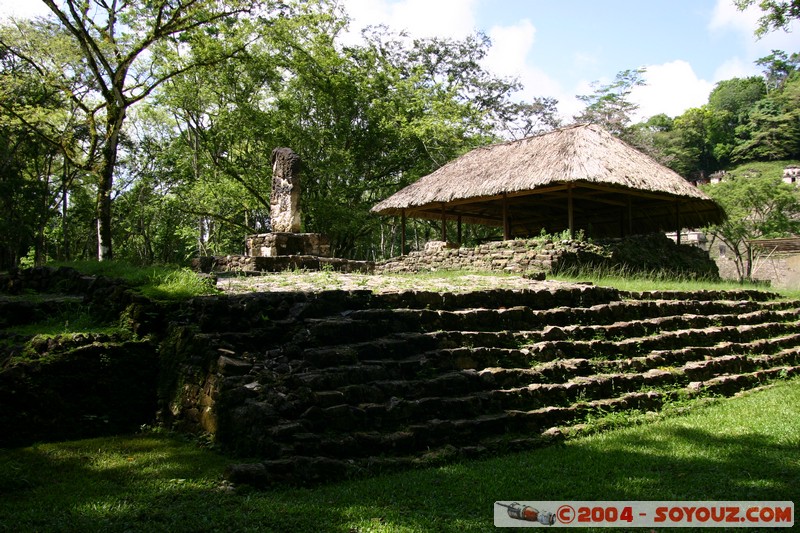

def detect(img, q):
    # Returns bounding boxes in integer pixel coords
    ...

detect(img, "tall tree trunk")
[96,106,125,261]
[61,160,70,260]
[96,170,113,261]
[745,244,754,282]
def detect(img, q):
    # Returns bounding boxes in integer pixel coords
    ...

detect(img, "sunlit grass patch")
[1,379,798,532]
[49,261,220,299]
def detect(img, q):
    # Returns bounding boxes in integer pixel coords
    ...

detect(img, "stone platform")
[193,254,374,274]
[246,232,330,257]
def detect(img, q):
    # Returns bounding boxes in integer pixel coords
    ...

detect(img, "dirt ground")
[214,270,583,295]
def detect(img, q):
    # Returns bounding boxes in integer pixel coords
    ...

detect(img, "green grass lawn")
[1,378,797,532]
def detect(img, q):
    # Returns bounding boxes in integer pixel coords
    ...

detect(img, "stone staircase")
[161,284,800,486]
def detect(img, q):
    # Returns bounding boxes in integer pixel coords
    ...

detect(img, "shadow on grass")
[1,388,798,532]
[297,424,797,532]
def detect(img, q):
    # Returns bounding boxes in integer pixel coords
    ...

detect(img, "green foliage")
[708,77,767,116]
[2,0,797,266]
[142,2,543,260]
[735,0,800,37]
[574,68,646,138]
[756,50,800,91]
[731,73,800,162]
[1,0,275,261]
[624,52,798,178]
[6,309,126,342]
[50,261,220,300]
[0,22,81,268]
[701,162,800,281]
[137,268,220,301]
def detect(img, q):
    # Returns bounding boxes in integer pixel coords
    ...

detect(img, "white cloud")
[709,0,800,78]
[483,20,562,97]
[483,19,536,77]
[482,20,579,123]
[713,56,757,82]
[709,0,759,34]
[340,2,573,118]
[339,0,478,43]
[0,0,51,20]
[630,60,714,120]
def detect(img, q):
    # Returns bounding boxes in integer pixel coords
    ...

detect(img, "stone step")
[681,346,800,381]
[372,285,621,312]
[522,320,800,361]
[286,345,542,392]
[621,289,785,302]
[468,361,800,442]
[288,298,798,348]
[275,361,800,464]
[295,330,521,369]
[324,370,485,406]
[202,307,800,366]
[600,332,800,373]
[294,318,800,373]
[0,295,85,328]
[531,299,771,328]
[279,328,800,401]
[482,337,800,390]
[298,350,755,434]
[225,364,800,487]
[206,287,800,487]
[495,347,800,410]
[198,285,622,334]
[517,307,800,344]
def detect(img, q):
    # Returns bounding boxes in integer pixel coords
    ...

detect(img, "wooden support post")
[675,201,681,245]
[502,193,510,240]
[457,215,462,245]
[568,184,574,239]
[628,196,633,236]
[401,210,407,255]
[441,203,447,242]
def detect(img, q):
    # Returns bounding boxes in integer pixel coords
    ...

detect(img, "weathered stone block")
[246,232,331,258]
[270,147,302,233]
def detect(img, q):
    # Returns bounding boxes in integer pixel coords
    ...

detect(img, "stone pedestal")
[246,232,331,258]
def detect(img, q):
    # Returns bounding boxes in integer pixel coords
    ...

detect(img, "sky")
[2,0,798,121]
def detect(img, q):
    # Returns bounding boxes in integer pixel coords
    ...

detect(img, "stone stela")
[246,147,331,258]
[269,147,301,233]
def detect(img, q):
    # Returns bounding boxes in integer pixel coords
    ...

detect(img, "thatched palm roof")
[372,123,725,237]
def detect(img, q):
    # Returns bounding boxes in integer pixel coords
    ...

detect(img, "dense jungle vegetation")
[1,0,799,269]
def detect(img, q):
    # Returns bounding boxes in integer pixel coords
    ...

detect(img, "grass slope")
[1,378,797,532]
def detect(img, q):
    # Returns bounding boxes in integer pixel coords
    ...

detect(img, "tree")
[574,68,646,138]
[732,74,800,162]
[0,25,78,268]
[1,0,271,261]
[708,77,767,117]
[2,1,561,264]
[626,114,682,170]
[152,7,547,259]
[662,106,729,177]
[496,97,561,140]
[703,77,767,166]
[702,171,800,282]
[735,0,800,37]
[756,50,800,91]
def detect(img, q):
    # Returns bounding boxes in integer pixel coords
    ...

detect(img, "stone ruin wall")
[377,239,590,275]
[377,234,720,280]
[712,250,800,289]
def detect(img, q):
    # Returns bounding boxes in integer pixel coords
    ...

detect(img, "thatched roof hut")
[371,124,725,241]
